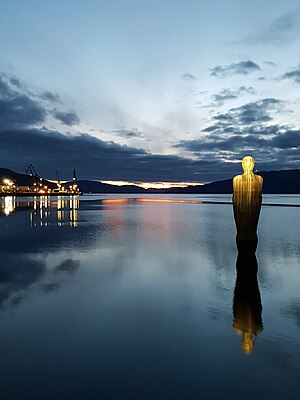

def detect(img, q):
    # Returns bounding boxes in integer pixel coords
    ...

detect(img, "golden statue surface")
[232,156,264,354]
[233,253,263,354]
[233,156,263,248]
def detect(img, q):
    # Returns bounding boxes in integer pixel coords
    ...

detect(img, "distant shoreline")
[0,192,80,197]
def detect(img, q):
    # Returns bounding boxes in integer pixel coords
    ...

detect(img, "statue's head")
[242,156,255,173]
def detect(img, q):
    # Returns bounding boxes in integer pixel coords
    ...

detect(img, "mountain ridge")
[162,169,300,194]
[1,166,299,194]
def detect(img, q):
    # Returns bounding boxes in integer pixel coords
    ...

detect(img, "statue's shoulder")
[254,174,263,185]
[233,174,243,191]
[253,173,263,192]
[233,174,242,183]
[255,173,263,181]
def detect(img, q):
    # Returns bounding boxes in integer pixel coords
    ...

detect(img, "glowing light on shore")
[3,179,13,186]
[101,181,204,189]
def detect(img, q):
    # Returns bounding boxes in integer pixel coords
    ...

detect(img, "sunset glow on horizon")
[101,181,204,189]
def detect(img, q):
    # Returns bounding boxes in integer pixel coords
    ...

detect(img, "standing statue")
[233,156,263,252]
[232,156,264,353]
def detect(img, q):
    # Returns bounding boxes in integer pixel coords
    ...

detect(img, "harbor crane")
[26,164,43,189]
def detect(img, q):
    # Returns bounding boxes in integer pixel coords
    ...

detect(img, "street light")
[3,179,14,192]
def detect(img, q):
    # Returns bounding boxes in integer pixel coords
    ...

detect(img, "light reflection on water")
[0,194,299,399]
[1,195,80,227]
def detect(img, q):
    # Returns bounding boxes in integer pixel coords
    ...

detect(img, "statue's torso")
[233,172,263,241]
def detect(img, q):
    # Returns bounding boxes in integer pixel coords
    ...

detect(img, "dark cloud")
[212,89,238,103]
[175,94,300,173]
[247,8,300,45]
[0,73,78,130]
[111,128,144,138]
[41,91,61,103]
[239,86,256,95]
[210,60,261,78]
[1,122,298,182]
[212,86,256,105]
[6,75,30,92]
[0,71,299,183]
[224,103,271,124]
[0,95,46,129]
[176,134,269,153]
[175,127,300,171]
[52,109,80,126]
[264,61,277,67]
[41,282,59,292]
[213,98,282,125]
[202,123,282,136]
[0,75,46,129]
[55,259,80,274]
[0,73,232,181]
[0,126,241,182]
[269,9,300,36]
[280,68,300,84]
[272,130,300,149]
[181,73,198,81]
[9,77,23,89]
[0,75,14,98]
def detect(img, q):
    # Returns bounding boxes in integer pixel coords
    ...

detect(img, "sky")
[0,0,300,183]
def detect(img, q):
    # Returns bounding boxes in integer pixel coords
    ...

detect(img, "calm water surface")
[0,194,299,399]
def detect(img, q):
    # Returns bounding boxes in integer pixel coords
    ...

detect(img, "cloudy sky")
[0,0,300,183]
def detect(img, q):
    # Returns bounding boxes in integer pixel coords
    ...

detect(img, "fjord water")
[0,195,299,399]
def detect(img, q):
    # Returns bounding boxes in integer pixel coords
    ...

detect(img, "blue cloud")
[210,61,261,78]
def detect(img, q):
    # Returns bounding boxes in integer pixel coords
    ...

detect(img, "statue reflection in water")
[233,250,263,354]
[232,156,263,354]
